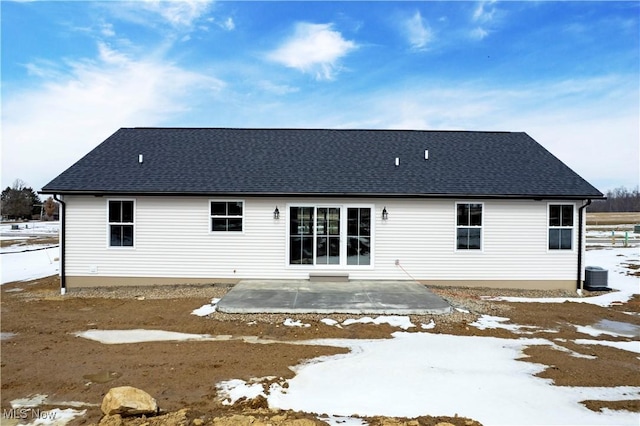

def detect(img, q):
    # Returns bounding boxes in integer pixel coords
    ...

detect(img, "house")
[41,128,604,293]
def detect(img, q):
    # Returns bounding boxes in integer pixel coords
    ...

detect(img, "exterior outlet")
[89,265,98,274]
[395,259,400,266]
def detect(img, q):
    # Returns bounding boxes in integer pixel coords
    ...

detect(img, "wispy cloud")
[472,0,497,23]
[403,11,433,51]
[267,22,357,81]
[470,0,499,40]
[139,0,213,28]
[1,42,224,190]
[470,27,489,40]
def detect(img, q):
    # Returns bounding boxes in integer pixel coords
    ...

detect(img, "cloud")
[1,43,224,190]
[403,11,433,50]
[267,22,357,81]
[139,0,213,28]
[470,0,499,40]
[470,27,489,40]
[472,0,497,23]
[222,17,235,31]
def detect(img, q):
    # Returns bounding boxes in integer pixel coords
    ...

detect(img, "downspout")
[53,194,66,295]
[577,199,592,293]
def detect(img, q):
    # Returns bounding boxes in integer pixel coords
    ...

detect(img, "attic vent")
[424,150,429,160]
[138,154,144,164]
[395,157,400,167]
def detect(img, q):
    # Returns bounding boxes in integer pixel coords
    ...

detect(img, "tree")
[589,186,640,212]
[43,196,59,219]
[1,179,41,220]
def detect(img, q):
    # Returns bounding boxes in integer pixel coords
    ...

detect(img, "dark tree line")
[1,179,43,220]
[589,186,640,212]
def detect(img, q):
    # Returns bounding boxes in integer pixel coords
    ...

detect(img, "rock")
[101,386,158,417]
[435,423,456,426]
[98,414,124,426]
[192,419,205,426]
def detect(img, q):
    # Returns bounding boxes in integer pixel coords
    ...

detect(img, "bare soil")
[1,275,639,426]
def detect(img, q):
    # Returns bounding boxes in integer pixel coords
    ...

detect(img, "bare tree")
[589,186,640,212]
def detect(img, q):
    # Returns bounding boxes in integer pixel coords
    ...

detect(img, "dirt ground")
[1,275,639,426]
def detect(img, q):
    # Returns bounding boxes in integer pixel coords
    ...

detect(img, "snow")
[1,221,60,284]
[216,378,266,405]
[1,246,59,284]
[470,315,556,334]
[321,318,340,327]
[574,324,636,338]
[574,339,640,354]
[342,315,415,330]
[0,221,60,235]
[75,329,216,344]
[484,248,639,307]
[284,318,311,327]
[264,333,639,425]
[318,416,368,426]
[10,394,89,426]
[191,298,220,316]
[421,319,436,329]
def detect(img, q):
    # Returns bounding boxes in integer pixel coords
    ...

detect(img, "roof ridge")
[124,127,519,134]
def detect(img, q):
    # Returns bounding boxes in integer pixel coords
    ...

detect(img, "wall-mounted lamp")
[273,206,280,220]
[382,206,388,221]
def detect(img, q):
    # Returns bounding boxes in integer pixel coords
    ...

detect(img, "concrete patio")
[216,280,452,315]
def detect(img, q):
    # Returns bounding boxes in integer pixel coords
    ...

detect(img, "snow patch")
[421,319,436,329]
[284,318,310,328]
[75,329,215,344]
[321,318,340,327]
[216,378,266,405]
[483,248,639,307]
[191,298,220,316]
[342,315,414,330]
[265,332,640,425]
[25,408,86,425]
[574,339,640,354]
[318,415,368,425]
[574,325,636,338]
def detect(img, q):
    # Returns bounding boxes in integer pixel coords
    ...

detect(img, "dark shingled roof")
[42,128,603,199]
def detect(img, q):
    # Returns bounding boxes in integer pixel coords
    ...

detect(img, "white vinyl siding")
[63,196,580,283]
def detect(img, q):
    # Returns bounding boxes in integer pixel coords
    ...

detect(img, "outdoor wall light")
[382,207,388,220]
[273,206,280,220]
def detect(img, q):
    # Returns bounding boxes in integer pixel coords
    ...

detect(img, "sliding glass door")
[289,205,372,267]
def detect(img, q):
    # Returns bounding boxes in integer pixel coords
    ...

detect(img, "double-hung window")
[211,201,243,232]
[108,200,134,247]
[549,204,574,250]
[456,203,482,250]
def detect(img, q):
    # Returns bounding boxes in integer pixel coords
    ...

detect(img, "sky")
[1,0,638,195]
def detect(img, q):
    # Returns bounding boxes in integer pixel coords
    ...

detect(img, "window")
[456,203,482,250]
[347,207,371,265]
[211,201,243,232]
[549,204,574,250]
[108,200,134,247]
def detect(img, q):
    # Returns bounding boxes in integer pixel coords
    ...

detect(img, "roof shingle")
[41,128,603,199]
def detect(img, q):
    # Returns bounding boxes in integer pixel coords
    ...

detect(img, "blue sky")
[2,1,638,194]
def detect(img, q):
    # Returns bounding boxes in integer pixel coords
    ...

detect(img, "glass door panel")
[316,207,340,265]
[347,207,371,265]
[289,207,314,264]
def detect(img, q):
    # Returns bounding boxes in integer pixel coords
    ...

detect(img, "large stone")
[101,386,158,417]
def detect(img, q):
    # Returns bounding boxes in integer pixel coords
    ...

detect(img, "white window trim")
[209,199,245,234]
[106,198,136,249]
[454,202,484,252]
[285,203,375,269]
[547,202,575,252]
